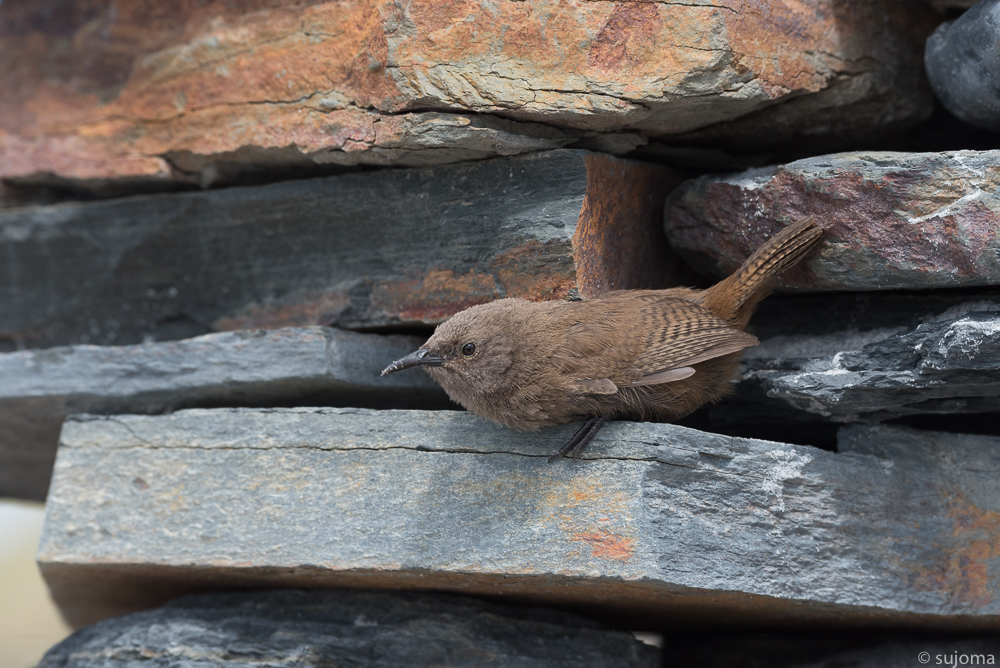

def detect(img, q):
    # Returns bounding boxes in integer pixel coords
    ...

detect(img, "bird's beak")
[381,348,446,375]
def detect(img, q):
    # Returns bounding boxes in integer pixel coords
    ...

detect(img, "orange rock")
[0,0,935,186]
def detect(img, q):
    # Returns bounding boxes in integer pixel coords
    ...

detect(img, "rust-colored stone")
[574,153,686,298]
[370,269,502,325]
[664,150,1000,292]
[0,0,934,187]
[913,493,1000,609]
[491,240,579,303]
[573,530,636,563]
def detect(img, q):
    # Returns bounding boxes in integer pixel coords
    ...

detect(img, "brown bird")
[382,218,822,460]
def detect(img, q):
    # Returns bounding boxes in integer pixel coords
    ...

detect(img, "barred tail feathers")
[700,217,823,328]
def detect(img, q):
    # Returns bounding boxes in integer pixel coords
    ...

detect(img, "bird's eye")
[461,342,477,357]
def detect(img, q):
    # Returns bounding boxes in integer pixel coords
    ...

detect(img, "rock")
[39,409,1000,629]
[36,589,659,668]
[0,327,448,502]
[664,150,1000,292]
[0,0,935,190]
[746,290,1000,346]
[674,291,1000,441]
[742,305,1000,423]
[0,150,682,351]
[926,0,1000,132]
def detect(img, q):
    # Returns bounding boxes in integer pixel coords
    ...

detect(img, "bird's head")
[381,300,526,401]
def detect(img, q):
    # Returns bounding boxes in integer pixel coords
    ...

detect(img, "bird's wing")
[552,297,757,393]
[628,298,758,381]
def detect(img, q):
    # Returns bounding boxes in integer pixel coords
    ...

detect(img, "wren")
[382,218,823,460]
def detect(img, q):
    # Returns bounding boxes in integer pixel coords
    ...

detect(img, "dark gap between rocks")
[748,286,1000,340]
[663,627,999,667]
[887,412,1000,436]
[349,323,439,339]
[677,409,841,452]
[631,98,1000,174]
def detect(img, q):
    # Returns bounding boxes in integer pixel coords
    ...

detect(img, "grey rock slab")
[739,297,1000,422]
[0,327,446,501]
[38,409,1000,630]
[35,589,659,668]
[0,149,681,351]
[926,0,1000,132]
[664,150,1000,292]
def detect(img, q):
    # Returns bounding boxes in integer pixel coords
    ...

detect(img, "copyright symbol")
[918,652,930,664]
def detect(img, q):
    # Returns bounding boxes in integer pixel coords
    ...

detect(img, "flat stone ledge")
[0,327,444,502]
[35,589,659,668]
[38,409,1000,630]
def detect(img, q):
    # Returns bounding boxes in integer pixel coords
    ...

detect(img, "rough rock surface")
[35,589,659,668]
[0,0,935,189]
[738,295,1000,422]
[664,150,1000,291]
[39,409,1000,629]
[0,150,680,351]
[0,327,446,502]
[926,0,1000,132]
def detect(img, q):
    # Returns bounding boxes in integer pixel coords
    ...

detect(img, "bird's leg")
[548,417,606,463]
[548,420,591,462]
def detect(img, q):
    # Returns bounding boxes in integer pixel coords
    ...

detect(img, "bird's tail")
[699,217,823,329]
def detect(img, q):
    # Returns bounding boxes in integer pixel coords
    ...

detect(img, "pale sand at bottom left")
[0,501,71,668]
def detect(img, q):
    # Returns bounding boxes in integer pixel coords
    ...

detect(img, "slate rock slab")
[664,150,1000,292]
[738,296,1000,422]
[0,327,446,502]
[0,0,934,188]
[38,409,1000,630]
[35,589,659,668]
[926,0,1000,132]
[0,150,680,351]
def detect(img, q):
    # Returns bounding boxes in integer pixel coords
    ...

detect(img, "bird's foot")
[548,417,606,463]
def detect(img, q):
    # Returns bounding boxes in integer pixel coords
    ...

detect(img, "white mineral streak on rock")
[935,315,1000,360]
[761,449,813,513]
[907,188,986,224]
[720,166,779,192]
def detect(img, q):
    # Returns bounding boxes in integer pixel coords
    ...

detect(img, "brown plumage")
[383,218,823,459]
